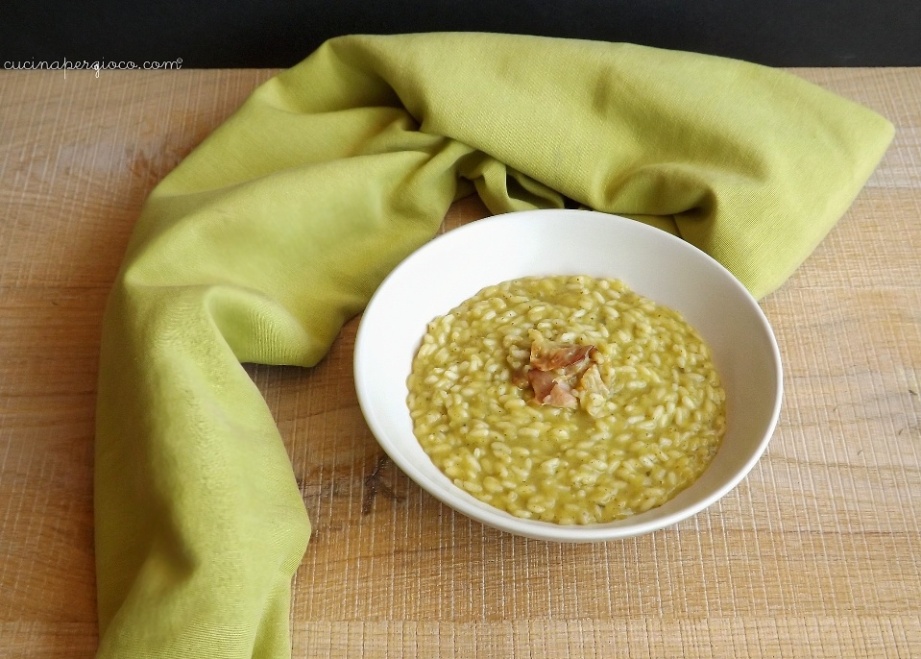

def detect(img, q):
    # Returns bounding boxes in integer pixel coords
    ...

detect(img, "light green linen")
[95,33,892,657]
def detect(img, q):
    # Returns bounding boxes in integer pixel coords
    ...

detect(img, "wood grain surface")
[0,67,919,658]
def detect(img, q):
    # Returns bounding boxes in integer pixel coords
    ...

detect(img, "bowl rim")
[354,208,783,542]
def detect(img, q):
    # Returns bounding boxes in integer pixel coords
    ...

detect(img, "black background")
[3,0,920,69]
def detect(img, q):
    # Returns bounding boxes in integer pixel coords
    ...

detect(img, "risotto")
[406,275,726,525]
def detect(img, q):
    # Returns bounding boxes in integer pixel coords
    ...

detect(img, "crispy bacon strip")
[577,364,608,398]
[527,369,579,408]
[530,337,595,374]
[520,335,600,409]
[575,363,609,418]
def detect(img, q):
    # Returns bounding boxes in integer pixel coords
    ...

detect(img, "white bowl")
[354,209,782,542]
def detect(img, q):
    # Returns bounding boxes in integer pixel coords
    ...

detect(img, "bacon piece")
[576,364,609,418]
[530,336,595,377]
[545,384,579,409]
[513,333,602,410]
[528,370,579,409]
[527,369,557,400]
[577,364,609,398]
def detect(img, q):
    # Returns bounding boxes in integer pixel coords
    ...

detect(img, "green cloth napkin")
[95,33,892,657]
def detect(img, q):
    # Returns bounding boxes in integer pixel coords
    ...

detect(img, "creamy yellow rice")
[406,274,726,525]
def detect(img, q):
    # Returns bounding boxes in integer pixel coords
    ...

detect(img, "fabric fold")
[95,33,893,658]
